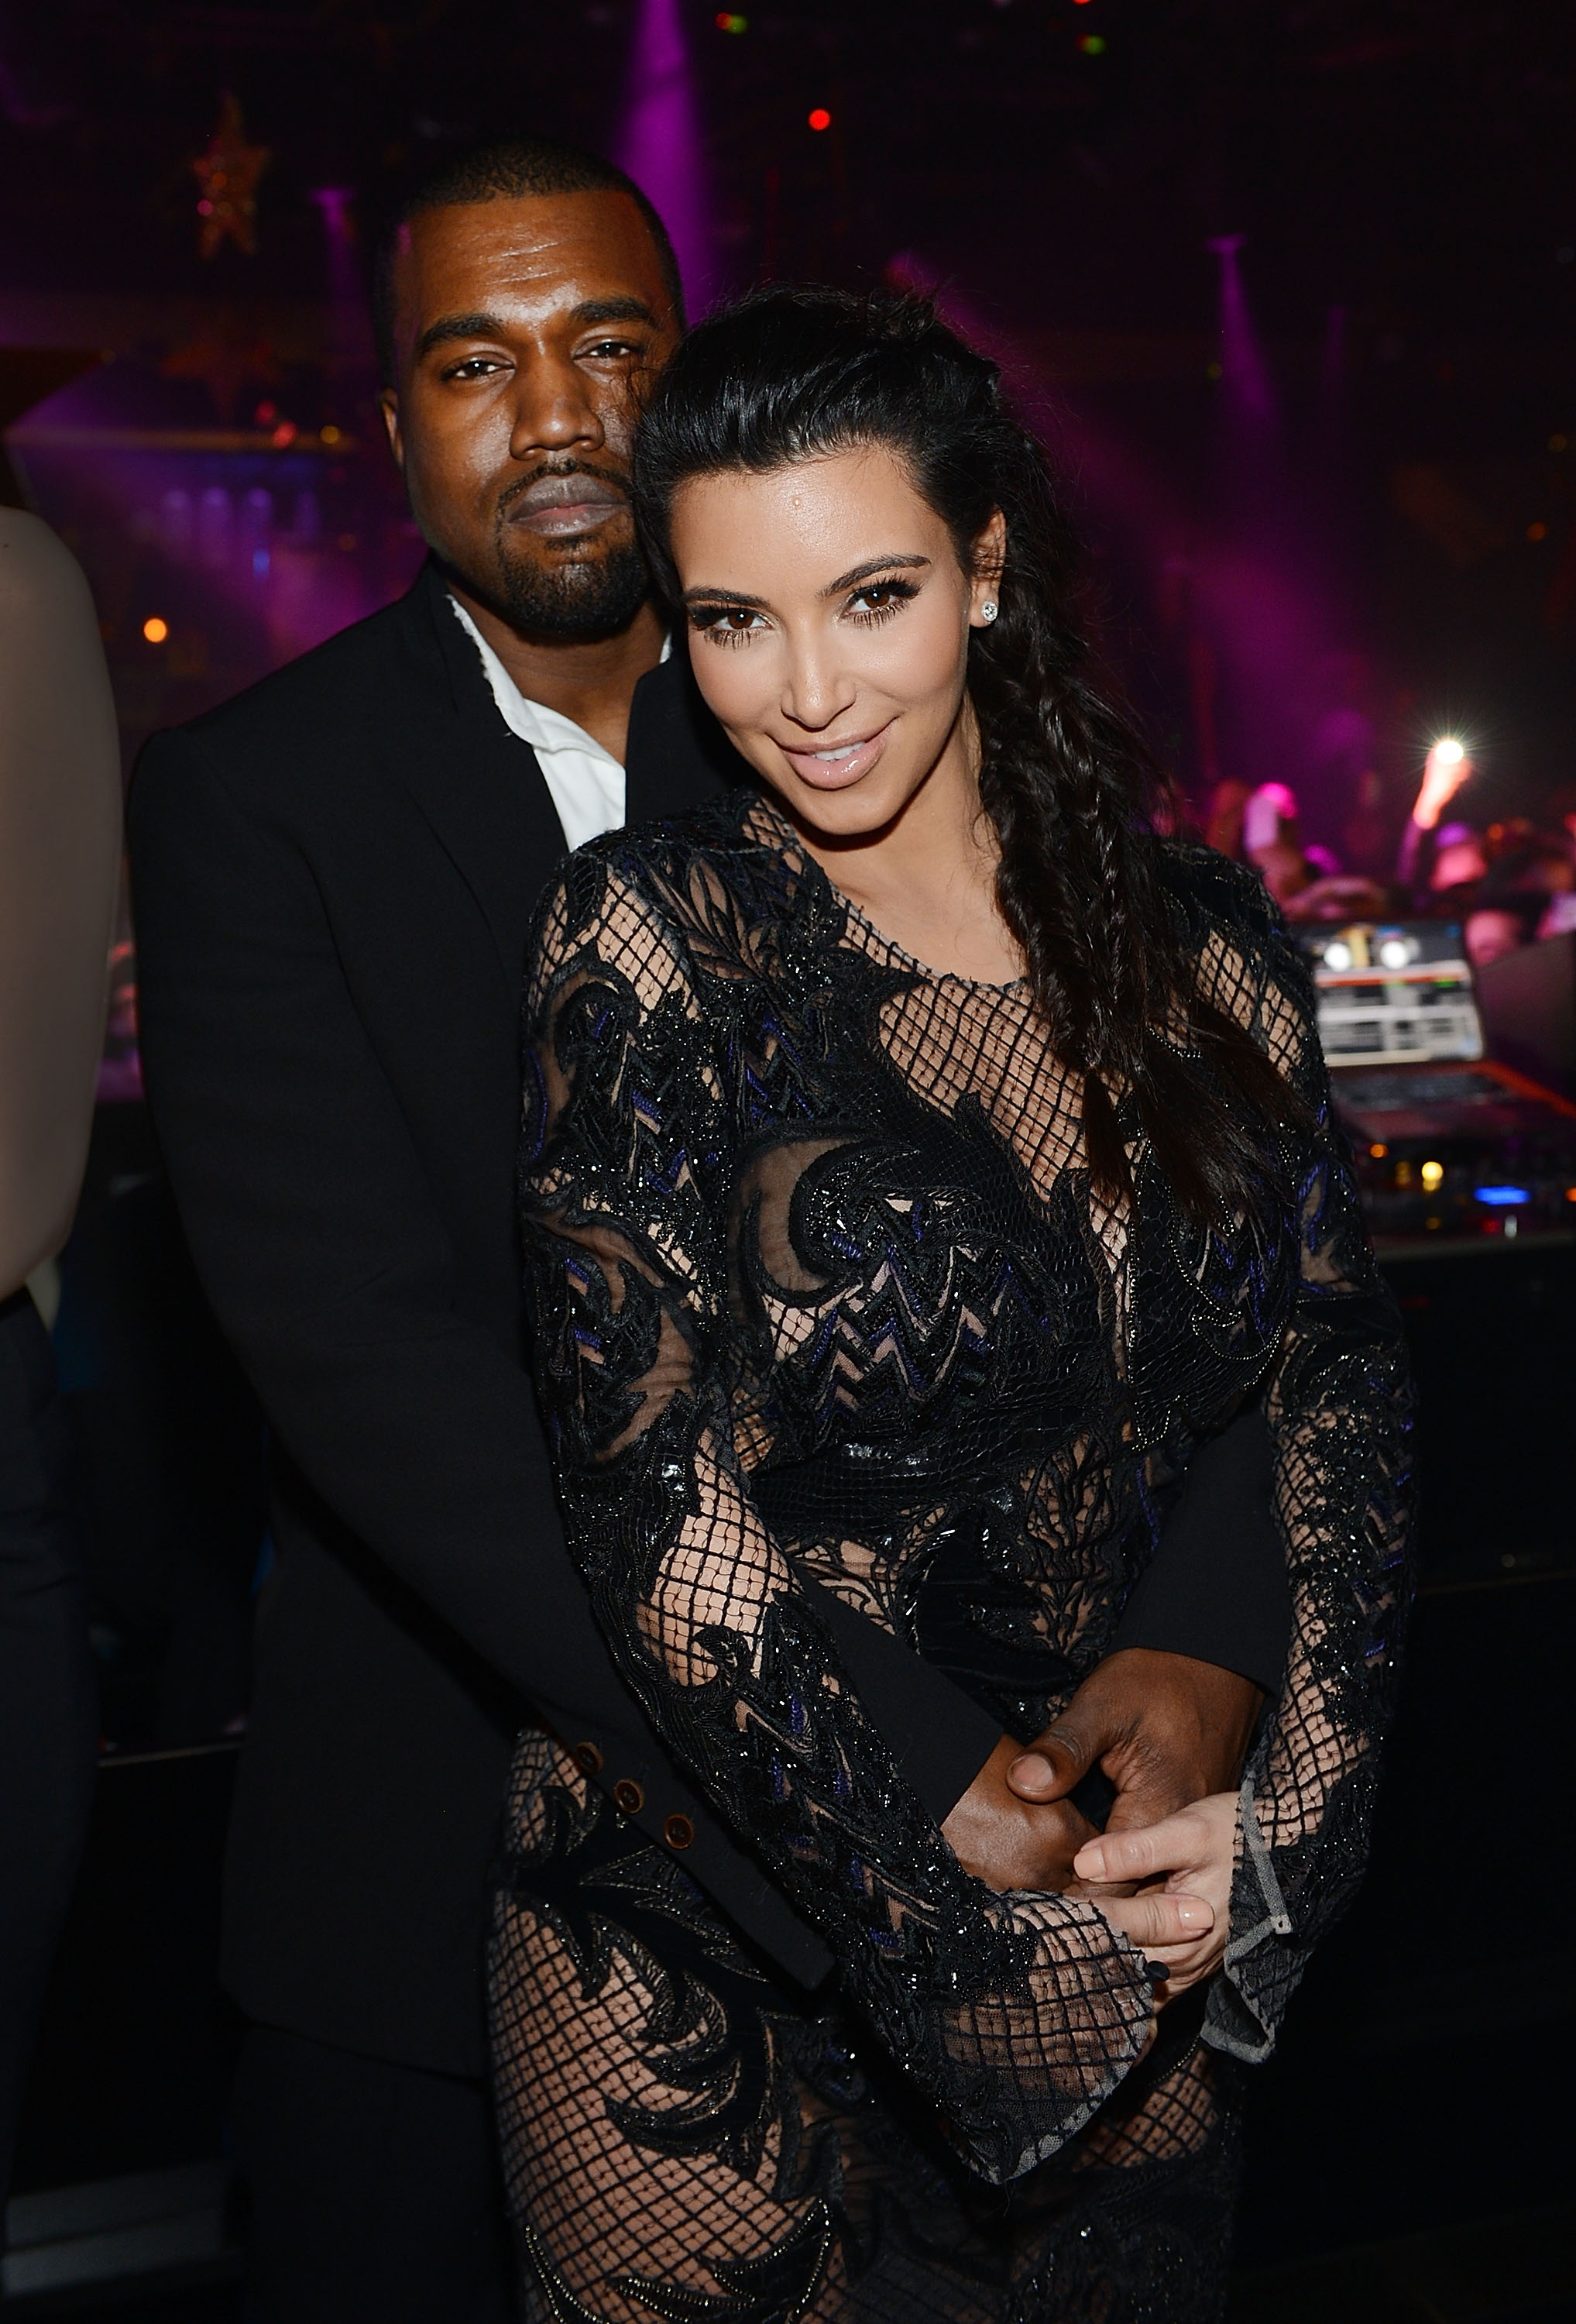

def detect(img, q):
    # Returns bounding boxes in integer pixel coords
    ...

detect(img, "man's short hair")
[369,136,685,385]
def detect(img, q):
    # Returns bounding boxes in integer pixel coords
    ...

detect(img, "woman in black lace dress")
[490,290,1413,2323]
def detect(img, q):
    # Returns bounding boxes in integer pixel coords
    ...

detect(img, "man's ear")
[379,387,403,472]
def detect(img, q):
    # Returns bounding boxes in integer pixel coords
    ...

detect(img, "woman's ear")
[968,510,1008,627]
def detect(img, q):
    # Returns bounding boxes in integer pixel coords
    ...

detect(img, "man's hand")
[941,1735,1097,1893]
[1004,1648,1264,1837]
[943,1748,1227,1961]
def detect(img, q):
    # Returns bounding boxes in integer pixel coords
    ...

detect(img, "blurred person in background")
[1463,838,1576,967]
[1203,775,1249,860]
[1240,780,1386,923]
[0,511,120,2218]
[1398,738,1486,907]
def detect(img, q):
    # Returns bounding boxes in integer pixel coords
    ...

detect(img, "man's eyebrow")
[820,553,930,596]
[414,297,661,363]
[414,311,509,361]
[570,297,661,329]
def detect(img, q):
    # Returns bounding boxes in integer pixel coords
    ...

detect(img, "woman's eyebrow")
[679,554,932,609]
[819,553,930,596]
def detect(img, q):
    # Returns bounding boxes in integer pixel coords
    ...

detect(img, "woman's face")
[667,443,1002,840]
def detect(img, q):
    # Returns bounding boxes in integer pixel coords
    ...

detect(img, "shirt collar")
[447,594,669,768]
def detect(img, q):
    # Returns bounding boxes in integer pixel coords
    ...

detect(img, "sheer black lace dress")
[490,790,1414,2324]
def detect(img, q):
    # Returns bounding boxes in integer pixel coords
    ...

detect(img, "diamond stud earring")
[980,601,998,623]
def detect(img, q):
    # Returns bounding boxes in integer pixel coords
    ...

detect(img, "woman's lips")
[777,723,893,790]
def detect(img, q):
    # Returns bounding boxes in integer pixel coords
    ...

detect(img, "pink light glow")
[616,0,712,313]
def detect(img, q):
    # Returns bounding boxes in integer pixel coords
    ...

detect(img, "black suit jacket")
[129,562,1286,2078]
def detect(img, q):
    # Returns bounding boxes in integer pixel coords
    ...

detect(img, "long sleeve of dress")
[1190,871,1416,2062]
[520,851,1157,2185]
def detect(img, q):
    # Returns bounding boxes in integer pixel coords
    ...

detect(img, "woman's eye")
[688,605,767,645]
[846,579,918,623]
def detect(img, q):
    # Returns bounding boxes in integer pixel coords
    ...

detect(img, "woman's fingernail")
[1177,1899,1213,1930]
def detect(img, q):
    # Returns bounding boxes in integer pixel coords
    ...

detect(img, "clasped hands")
[939,1648,1261,2001]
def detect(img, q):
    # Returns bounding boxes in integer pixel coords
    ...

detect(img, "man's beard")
[484,526,651,641]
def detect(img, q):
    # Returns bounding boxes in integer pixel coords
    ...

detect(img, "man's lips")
[505,473,629,539]
[777,723,894,790]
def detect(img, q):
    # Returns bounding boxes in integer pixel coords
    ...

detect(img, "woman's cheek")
[686,638,778,753]
[869,600,969,721]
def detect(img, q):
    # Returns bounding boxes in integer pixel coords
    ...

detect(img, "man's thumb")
[1006,1717,1093,1802]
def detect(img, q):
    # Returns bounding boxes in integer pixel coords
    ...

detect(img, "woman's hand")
[1071,1791,1240,2001]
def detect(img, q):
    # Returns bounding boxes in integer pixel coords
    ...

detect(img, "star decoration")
[193,94,270,260]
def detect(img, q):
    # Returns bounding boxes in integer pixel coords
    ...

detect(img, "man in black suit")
[129,139,1285,2322]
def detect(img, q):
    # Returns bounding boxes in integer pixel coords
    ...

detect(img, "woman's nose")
[780,641,857,732]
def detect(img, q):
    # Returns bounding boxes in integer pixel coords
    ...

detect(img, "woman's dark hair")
[633,285,1304,1224]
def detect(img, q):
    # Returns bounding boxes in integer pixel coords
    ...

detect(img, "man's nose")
[506,358,604,460]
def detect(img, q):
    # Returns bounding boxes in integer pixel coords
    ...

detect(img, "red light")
[808,108,832,131]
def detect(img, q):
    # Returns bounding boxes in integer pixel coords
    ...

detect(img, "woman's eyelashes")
[687,576,922,648]
[687,603,767,647]
[845,577,920,624]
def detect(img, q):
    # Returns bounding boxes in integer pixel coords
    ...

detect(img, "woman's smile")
[774,720,894,789]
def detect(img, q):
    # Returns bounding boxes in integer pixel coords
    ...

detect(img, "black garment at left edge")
[0,1287,97,2221]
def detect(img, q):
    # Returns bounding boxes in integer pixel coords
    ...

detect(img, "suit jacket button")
[663,1813,695,1851]
[572,1742,603,1776]
[613,1779,644,1816]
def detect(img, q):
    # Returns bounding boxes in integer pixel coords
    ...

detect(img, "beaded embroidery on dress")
[489,789,1413,2322]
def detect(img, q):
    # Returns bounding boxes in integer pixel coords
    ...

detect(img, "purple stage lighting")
[311,186,375,379]
[1207,234,1276,438]
[616,0,712,311]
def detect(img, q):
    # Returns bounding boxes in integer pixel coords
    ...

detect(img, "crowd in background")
[1200,745,1576,969]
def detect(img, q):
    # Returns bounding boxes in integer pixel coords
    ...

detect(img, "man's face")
[380,191,682,638]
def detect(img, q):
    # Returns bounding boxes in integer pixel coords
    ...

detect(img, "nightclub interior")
[0,2,1571,2317]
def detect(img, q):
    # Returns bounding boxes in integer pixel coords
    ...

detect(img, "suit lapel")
[390,562,568,990]
[625,649,751,825]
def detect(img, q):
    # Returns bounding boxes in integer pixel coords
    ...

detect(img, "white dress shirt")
[449,596,669,851]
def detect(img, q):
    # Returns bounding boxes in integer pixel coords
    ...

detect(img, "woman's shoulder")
[528,786,788,995]
[1155,838,1278,942]
[579,785,762,885]
[1156,841,1308,971]
[1153,839,1319,1049]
